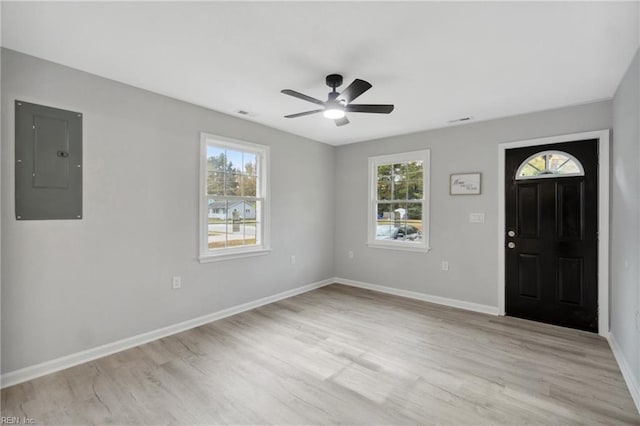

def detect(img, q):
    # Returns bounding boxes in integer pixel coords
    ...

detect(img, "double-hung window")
[199,133,270,262]
[368,150,430,251]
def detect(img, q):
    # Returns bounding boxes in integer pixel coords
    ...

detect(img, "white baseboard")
[334,277,500,316]
[0,278,334,389]
[608,334,640,414]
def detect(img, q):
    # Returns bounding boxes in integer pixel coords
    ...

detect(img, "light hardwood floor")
[2,284,639,425]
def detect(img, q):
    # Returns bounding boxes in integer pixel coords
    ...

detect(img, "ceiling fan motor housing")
[326,74,343,89]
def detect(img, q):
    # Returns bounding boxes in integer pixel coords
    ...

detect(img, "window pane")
[407,161,423,181]
[547,153,567,171]
[377,180,391,201]
[207,171,224,195]
[241,174,257,197]
[528,156,545,172]
[392,202,408,228]
[228,201,259,248]
[207,199,228,249]
[227,202,249,248]
[242,201,258,246]
[393,163,408,179]
[549,153,581,174]
[407,179,423,200]
[406,202,423,241]
[226,149,243,172]
[519,163,539,177]
[377,164,392,200]
[207,146,226,171]
[393,178,408,200]
[243,153,258,176]
[253,200,262,245]
[557,160,581,174]
[375,203,393,240]
[377,164,392,181]
[225,171,241,196]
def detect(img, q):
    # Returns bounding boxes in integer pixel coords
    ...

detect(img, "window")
[199,133,270,262]
[516,150,584,180]
[368,150,430,251]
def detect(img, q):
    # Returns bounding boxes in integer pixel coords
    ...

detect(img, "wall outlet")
[348,250,354,259]
[441,261,449,271]
[290,255,296,265]
[172,276,182,289]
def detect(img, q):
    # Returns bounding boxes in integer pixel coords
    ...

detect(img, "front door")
[505,139,598,332]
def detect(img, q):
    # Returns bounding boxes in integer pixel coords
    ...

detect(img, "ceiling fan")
[281,74,394,126]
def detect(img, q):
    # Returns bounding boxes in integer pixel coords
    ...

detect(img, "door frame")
[498,129,610,337]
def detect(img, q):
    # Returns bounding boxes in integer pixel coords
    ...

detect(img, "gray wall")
[1,46,632,379]
[334,101,612,307]
[1,49,335,373]
[611,48,640,384]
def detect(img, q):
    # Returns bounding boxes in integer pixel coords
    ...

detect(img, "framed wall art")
[450,173,481,195]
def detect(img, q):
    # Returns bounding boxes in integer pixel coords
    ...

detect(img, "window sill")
[198,248,272,263]
[367,242,431,253]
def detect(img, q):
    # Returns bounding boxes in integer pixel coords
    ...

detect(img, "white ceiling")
[2,1,639,146]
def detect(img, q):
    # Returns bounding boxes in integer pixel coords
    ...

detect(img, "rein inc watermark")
[1,417,36,425]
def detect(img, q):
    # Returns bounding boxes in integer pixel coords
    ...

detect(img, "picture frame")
[450,173,481,195]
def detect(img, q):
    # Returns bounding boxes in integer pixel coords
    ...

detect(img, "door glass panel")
[515,150,584,180]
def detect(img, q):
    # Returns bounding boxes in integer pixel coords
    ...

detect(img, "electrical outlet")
[348,250,354,259]
[441,261,449,271]
[172,276,182,289]
[290,255,296,265]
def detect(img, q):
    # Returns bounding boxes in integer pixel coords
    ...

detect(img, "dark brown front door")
[505,139,598,332]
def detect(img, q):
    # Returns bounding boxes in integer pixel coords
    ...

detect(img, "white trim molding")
[335,277,499,316]
[497,129,610,337]
[608,334,640,413]
[367,149,431,252]
[0,278,334,389]
[198,132,271,263]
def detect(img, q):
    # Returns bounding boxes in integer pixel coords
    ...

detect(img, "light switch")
[469,213,485,224]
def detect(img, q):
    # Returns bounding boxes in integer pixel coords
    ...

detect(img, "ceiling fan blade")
[338,79,372,104]
[346,104,394,114]
[281,89,325,106]
[334,117,350,126]
[284,109,324,118]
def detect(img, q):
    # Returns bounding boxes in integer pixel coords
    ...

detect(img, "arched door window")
[515,150,584,180]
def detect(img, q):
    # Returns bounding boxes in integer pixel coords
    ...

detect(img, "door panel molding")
[498,129,610,337]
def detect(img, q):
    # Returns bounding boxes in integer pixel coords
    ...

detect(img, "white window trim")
[198,133,271,263]
[367,149,431,252]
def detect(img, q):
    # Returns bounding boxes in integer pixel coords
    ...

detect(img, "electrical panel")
[15,100,83,220]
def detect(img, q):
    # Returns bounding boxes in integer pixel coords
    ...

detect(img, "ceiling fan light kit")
[281,74,394,127]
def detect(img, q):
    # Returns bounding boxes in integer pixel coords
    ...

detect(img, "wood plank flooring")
[2,284,638,425]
